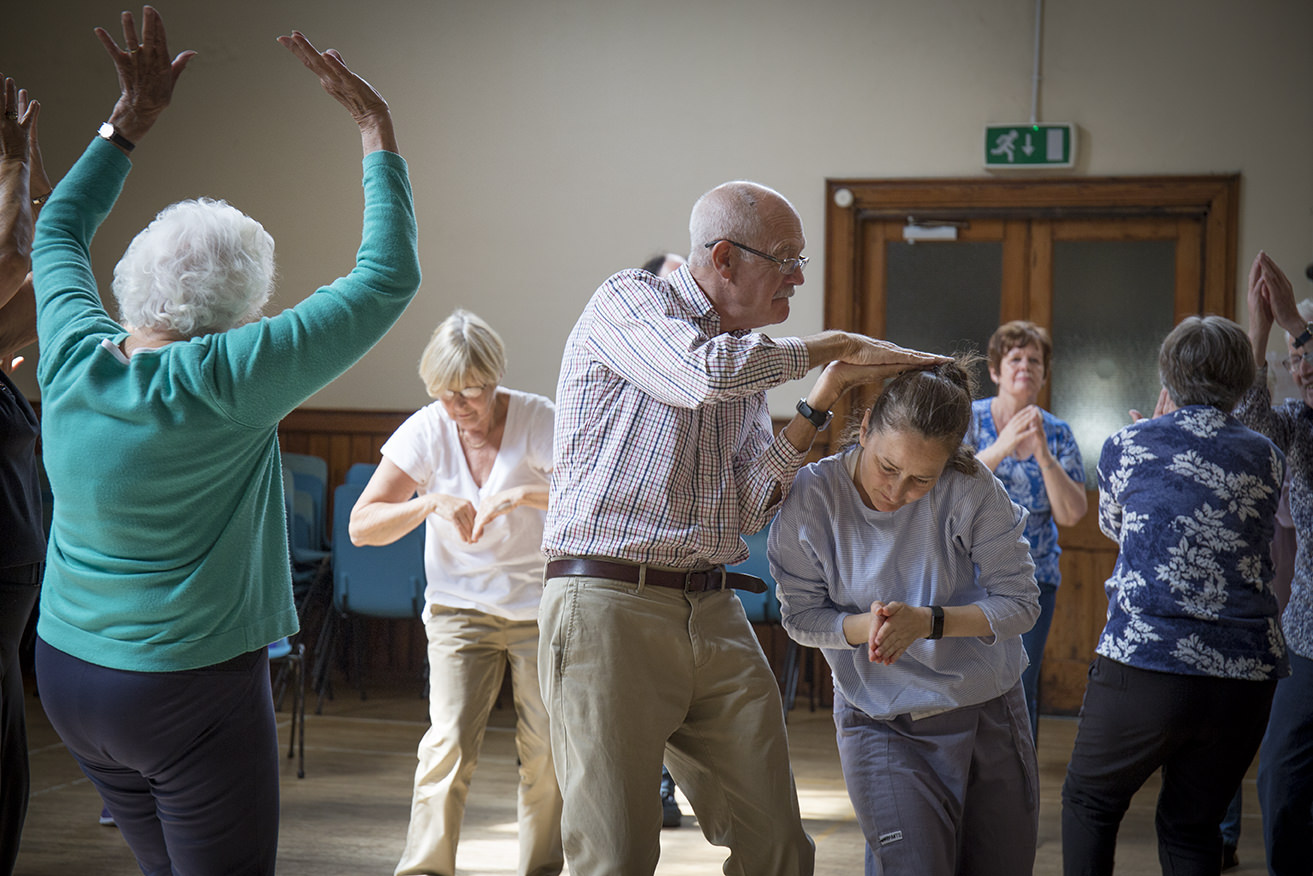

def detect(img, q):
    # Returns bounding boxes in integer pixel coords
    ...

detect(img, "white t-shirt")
[381,389,555,621]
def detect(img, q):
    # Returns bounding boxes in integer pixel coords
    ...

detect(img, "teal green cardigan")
[32,138,421,671]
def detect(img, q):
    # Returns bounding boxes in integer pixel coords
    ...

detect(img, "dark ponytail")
[841,354,981,475]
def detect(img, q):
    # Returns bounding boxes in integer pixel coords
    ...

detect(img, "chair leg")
[294,645,306,778]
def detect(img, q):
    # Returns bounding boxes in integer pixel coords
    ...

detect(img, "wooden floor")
[14,677,1269,875]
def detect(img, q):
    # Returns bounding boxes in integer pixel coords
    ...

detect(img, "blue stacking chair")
[316,482,425,710]
[344,461,379,485]
[728,519,806,714]
[281,452,330,550]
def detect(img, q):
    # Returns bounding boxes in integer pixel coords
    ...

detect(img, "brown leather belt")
[545,558,766,594]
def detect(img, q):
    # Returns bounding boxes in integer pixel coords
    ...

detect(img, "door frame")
[823,175,1239,340]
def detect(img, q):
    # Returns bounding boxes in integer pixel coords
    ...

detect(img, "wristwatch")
[1294,322,1313,350]
[796,398,832,431]
[926,605,945,640]
[97,122,136,153]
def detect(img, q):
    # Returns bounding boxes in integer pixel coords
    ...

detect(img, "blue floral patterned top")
[967,398,1084,585]
[1096,406,1288,680]
[1236,369,1313,661]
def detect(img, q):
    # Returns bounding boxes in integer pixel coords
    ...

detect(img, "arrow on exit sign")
[984,123,1076,168]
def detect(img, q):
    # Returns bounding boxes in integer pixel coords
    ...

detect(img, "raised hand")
[277,31,398,155]
[95,6,196,145]
[1000,405,1044,460]
[21,89,50,201]
[0,78,37,161]
[845,335,949,368]
[1256,252,1302,339]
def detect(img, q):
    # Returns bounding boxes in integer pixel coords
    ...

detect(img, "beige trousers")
[538,575,815,876]
[395,606,563,876]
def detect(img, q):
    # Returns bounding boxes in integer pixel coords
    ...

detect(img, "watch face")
[98,122,115,139]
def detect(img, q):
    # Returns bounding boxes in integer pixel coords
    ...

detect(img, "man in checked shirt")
[539,180,944,876]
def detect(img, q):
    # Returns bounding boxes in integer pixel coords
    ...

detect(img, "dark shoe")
[660,767,682,828]
[661,786,682,828]
[99,806,116,827]
[1222,845,1239,871]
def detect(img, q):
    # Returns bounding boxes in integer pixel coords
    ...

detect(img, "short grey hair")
[112,198,275,338]
[418,309,506,398]
[1159,315,1255,412]
[687,181,789,268]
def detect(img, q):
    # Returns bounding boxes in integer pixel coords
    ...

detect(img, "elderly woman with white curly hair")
[29,9,420,876]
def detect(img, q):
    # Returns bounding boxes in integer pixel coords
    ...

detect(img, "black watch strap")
[97,122,136,153]
[1295,322,1313,349]
[927,605,945,640]
[796,398,832,431]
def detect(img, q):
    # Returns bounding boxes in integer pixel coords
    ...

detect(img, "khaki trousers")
[538,575,815,876]
[395,606,563,876]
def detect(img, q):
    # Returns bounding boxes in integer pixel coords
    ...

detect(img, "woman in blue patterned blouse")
[1237,251,1313,874]
[967,321,1087,741]
[1061,316,1288,876]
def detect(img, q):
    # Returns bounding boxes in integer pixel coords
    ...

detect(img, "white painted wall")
[10,0,1311,415]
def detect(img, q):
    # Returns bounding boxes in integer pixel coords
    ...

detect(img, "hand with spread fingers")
[1,78,41,316]
[0,78,38,163]
[277,31,398,156]
[95,6,196,146]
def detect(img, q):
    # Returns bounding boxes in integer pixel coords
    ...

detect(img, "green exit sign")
[984,123,1076,168]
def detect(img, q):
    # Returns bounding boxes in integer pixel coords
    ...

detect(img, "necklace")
[459,429,489,449]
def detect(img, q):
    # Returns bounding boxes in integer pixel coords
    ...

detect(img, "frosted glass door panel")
[1050,240,1177,484]
[886,241,1001,393]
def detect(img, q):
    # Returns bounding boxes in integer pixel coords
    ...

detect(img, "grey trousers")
[835,681,1038,876]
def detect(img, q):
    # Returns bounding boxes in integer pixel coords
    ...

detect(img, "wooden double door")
[820,175,1239,713]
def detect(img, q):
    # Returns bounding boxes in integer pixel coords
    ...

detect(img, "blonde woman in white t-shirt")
[350,309,562,876]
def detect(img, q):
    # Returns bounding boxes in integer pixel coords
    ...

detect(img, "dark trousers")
[1061,656,1275,876]
[1258,651,1313,876]
[35,638,280,876]
[0,579,39,876]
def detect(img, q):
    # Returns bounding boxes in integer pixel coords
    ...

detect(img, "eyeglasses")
[703,240,808,275]
[438,384,490,401]
[1282,353,1311,370]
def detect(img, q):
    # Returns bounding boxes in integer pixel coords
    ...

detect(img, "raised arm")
[781,333,947,454]
[277,32,399,157]
[94,6,196,150]
[0,79,37,308]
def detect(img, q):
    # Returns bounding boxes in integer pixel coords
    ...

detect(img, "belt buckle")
[683,567,725,592]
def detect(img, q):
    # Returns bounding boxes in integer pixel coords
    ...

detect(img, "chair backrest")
[281,452,328,485]
[282,453,329,548]
[729,521,782,623]
[290,471,326,548]
[291,489,318,551]
[331,483,426,619]
[345,462,379,485]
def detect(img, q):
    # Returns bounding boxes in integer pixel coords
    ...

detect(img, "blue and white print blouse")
[1096,405,1288,681]
[967,398,1084,586]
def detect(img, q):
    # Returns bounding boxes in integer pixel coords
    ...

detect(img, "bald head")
[688,181,798,269]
